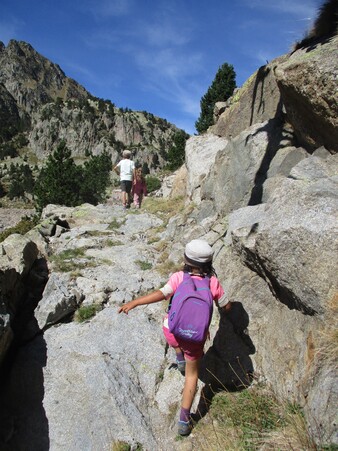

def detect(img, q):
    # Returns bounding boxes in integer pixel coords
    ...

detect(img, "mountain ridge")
[0,39,184,172]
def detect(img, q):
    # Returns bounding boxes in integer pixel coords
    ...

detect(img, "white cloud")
[242,0,319,19]
[134,48,203,120]
[81,28,123,49]
[70,0,206,129]
[82,0,134,19]
[136,48,202,80]
[143,22,192,47]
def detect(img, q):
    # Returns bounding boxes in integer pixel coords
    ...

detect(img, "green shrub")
[0,215,39,243]
[108,218,123,229]
[74,304,101,322]
[145,175,161,193]
[135,260,152,270]
[111,442,130,451]
[34,141,112,211]
[49,247,92,272]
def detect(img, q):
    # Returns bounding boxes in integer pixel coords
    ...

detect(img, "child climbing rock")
[118,239,231,436]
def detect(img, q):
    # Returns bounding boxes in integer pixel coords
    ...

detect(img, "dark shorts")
[120,180,132,194]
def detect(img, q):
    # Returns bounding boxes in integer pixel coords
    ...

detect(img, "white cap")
[184,239,213,264]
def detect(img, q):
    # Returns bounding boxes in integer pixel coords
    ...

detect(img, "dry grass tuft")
[189,385,317,451]
[316,292,338,368]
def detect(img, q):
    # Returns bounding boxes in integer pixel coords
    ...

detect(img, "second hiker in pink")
[132,167,147,208]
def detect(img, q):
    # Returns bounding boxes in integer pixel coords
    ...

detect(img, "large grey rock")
[0,235,39,372]
[266,146,308,178]
[261,146,309,202]
[274,35,338,153]
[211,59,284,139]
[185,134,228,202]
[201,120,283,215]
[0,234,38,275]
[34,272,80,330]
[230,158,338,314]
[305,366,338,445]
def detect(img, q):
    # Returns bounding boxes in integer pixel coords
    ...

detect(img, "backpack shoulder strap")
[183,271,198,290]
[193,276,212,300]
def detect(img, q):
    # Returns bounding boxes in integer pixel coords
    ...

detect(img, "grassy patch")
[108,218,125,229]
[74,304,101,322]
[50,247,94,272]
[135,259,153,270]
[69,269,84,279]
[190,384,317,450]
[0,215,40,243]
[142,196,185,222]
[50,247,114,272]
[154,249,182,276]
[111,441,143,451]
[155,260,182,276]
[153,240,169,253]
[84,230,111,237]
[111,440,130,451]
[103,239,124,247]
[146,225,167,244]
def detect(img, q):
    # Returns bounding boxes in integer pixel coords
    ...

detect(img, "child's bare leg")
[178,358,199,435]
[181,359,199,411]
[121,191,127,206]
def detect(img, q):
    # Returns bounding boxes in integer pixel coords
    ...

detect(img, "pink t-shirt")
[163,271,224,302]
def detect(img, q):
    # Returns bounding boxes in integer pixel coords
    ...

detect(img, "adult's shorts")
[120,180,132,193]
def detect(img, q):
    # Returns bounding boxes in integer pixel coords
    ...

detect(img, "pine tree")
[7,163,34,200]
[195,63,236,134]
[34,141,81,210]
[166,130,189,171]
[79,151,112,204]
[34,142,113,211]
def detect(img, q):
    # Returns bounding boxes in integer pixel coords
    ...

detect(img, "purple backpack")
[168,272,213,343]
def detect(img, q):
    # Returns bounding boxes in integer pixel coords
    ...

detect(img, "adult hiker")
[113,149,135,209]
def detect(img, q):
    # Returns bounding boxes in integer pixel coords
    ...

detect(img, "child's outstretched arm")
[118,290,165,314]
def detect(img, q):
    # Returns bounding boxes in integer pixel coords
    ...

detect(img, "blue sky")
[1,0,322,134]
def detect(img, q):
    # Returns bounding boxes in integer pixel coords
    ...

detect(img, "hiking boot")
[178,420,192,436]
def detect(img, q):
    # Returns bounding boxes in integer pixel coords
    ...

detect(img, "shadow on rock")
[193,302,255,421]
[0,257,50,450]
[0,333,49,450]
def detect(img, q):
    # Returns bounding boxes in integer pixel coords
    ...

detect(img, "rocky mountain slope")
[0,33,337,451]
[0,40,182,171]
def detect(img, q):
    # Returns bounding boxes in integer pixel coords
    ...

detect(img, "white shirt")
[117,159,135,181]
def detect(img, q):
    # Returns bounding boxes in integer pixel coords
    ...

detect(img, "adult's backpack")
[168,272,213,343]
